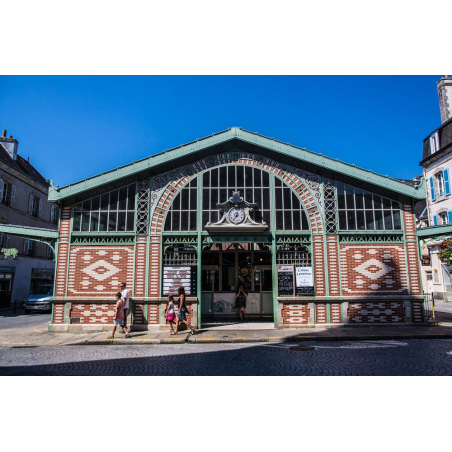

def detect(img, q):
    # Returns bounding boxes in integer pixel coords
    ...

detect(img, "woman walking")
[165,295,177,334]
[175,286,195,335]
[236,285,248,321]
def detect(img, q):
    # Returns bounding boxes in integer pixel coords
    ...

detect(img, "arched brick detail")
[150,153,324,234]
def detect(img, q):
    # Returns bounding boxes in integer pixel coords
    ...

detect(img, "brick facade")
[282,303,310,325]
[50,152,425,331]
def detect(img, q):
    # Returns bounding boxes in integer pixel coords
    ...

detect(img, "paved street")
[2,339,452,375]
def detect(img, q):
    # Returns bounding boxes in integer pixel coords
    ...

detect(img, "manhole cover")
[290,346,315,351]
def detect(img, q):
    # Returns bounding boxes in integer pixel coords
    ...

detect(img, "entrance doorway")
[200,242,273,323]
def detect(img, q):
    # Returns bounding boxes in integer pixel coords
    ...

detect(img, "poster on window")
[163,266,197,295]
[277,265,294,296]
[295,266,315,296]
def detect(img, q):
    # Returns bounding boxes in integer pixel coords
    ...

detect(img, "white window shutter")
[38,199,42,218]
[0,179,4,202]
[10,184,16,207]
[28,194,34,215]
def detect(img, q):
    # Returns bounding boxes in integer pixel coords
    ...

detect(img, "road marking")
[103,338,120,341]
[267,336,282,339]
[199,337,217,340]
[234,337,246,339]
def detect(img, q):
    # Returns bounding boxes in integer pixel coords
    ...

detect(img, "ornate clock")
[205,191,268,232]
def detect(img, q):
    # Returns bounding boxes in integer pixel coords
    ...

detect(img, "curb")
[61,332,452,346]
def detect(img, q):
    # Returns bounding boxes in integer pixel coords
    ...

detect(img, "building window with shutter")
[430,132,439,154]
[28,194,38,216]
[436,172,445,197]
[51,205,59,224]
[23,239,35,256]
[439,212,448,225]
[1,182,9,206]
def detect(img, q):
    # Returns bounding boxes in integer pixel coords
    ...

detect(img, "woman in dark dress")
[236,285,248,321]
[174,286,195,335]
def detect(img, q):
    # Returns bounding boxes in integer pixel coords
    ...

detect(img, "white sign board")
[296,267,313,287]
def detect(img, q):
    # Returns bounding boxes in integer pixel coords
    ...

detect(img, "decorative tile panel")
[340,245,408,295]
[67,246,134,296]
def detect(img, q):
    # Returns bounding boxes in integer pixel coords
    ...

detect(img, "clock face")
[229,208,245,224]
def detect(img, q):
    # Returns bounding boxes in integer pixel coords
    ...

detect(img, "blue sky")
[0,76,443,186]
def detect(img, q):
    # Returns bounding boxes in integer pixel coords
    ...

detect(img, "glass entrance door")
[201,244,273,321]
[254,266,273,316]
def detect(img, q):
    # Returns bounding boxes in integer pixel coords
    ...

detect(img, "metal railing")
[423,293,438,324]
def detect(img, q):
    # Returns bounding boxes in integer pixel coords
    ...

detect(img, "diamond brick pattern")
[340,245,408,295]
[67,246,134,296]
[348,302,405,323]
[70,304,115,324]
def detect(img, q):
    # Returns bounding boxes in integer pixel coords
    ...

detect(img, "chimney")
[437,76,452,123]
[0,130,19,160]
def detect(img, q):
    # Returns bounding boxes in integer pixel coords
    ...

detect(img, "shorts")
[177,310,187,320]
[114,319,124,326]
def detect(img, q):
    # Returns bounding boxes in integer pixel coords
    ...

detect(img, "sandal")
[190,329,195,335]
[125,334,131,338]
[107,336,114,339]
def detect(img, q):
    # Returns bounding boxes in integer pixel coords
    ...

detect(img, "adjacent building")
[0,130,58,307]
[419,77,452,301]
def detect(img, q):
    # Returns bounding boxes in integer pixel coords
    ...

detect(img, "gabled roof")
[0,143,49,188]
[49,127,425,201]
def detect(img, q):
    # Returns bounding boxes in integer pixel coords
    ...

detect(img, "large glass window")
[201,165,271,230]
[275,177,309,230]
[336,182,401,231]
[73,184,136,232]
[164,179,198,232]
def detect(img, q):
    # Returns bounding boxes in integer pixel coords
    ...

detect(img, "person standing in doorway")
[174,286,195,335]
[120,282,130,329]
[236,285,248,321]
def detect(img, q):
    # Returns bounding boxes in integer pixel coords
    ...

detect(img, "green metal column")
[270,174,278,328]
[197,174,203,328]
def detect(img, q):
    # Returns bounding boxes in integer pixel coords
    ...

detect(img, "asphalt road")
[2,339,452,375]
[0,310,51,331]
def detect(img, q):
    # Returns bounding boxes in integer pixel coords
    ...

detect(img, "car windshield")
[32,286,54,295]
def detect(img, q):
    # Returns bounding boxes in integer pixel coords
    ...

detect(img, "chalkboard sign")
[296,286,315,296]
[277,265,294,296]
[163,266,197,295]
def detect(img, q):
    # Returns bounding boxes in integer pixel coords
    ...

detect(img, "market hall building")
[11,128,427,330]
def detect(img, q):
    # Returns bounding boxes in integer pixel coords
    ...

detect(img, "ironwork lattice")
[324,181,337,234]
[338,234,404,243]
[276,244,311,266]
[136,179,150,235]
[163,247,198,266]
[71,235,135,245]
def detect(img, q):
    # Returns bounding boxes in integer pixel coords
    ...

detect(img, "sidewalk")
[2,310,452,347]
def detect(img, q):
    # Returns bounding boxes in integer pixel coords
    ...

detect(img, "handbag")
[181,305,188,313]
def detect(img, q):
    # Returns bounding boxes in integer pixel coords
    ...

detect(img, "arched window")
[164,179,198,231]
[201,165,271,230]
[274,178,309,230]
